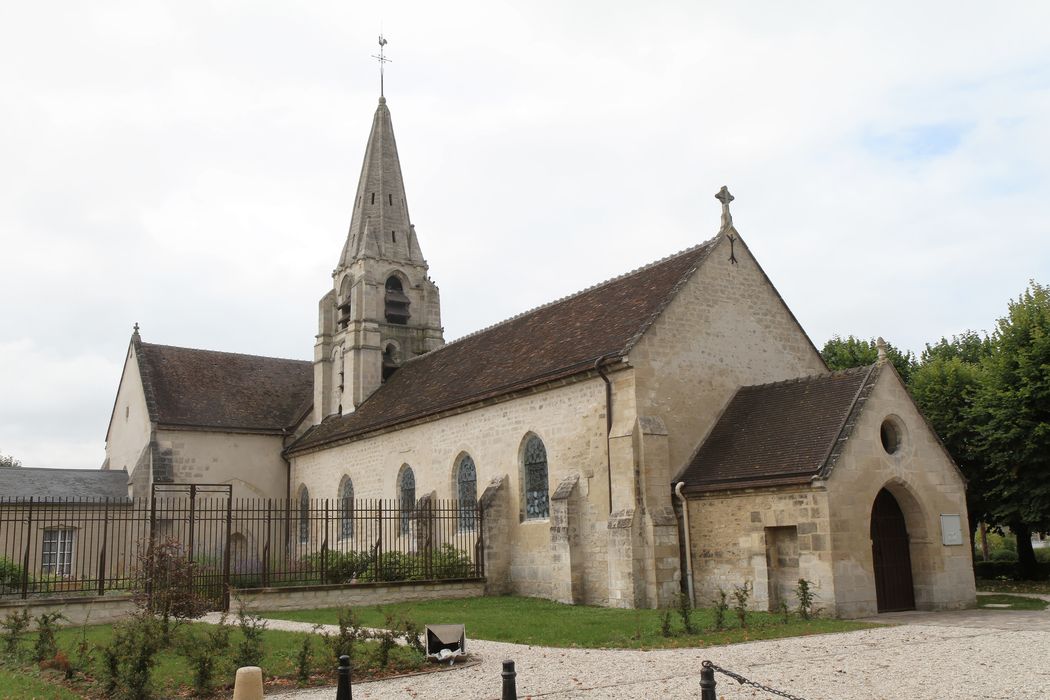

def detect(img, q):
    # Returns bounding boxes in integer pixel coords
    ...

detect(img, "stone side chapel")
[104,94,976,617]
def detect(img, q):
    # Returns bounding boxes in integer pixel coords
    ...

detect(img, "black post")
[501,659,517,700]
[699,661,717,700]
[336,654,353,700]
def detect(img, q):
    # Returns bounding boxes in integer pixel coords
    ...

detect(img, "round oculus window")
[880,418,902,455]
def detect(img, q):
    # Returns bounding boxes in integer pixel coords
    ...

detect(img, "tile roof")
[136,342,313,432]
[289,240,719,454]
[677,365,879,492]
[0,467,129,501]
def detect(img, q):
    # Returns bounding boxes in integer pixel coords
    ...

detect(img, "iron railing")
[0,491,483,602]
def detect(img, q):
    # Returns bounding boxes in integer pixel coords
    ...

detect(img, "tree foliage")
[820,335,916,383]
[0,451,21,468]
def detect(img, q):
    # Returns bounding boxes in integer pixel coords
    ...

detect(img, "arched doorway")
[871,488,916,612]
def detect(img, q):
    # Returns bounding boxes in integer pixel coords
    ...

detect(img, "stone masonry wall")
[687,487,834,611]
[824,368,976,617]
[237,579,484,612]
[291,375,617,605]
[155,429,288,500]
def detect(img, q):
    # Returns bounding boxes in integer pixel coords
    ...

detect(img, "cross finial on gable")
[876,336,888,364]
[715,185,734,230]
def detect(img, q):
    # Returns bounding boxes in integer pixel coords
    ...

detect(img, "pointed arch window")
[523,436,550,520]
[382,342,401,382]
[298,486,310,544]
[339,477,354,539]
[456,454,477,531]
[337,276,353,327]
[384,276,410,325]
[398,466,416,534]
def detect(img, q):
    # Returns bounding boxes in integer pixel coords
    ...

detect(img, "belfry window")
[456,454,478,530]
[384,276,410,324]
[523,435,550,520]
[337,276,353,327]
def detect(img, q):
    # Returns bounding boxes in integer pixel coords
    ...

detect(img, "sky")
[1,1,1048,469]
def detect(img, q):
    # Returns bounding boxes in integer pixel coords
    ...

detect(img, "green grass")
[977,593,1049,610]
[977,579,1050,595]
[0,619,424,698]
[261,595,877,650]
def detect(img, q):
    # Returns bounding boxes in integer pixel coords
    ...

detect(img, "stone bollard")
[501,659,517,700]
[232,666,264,700]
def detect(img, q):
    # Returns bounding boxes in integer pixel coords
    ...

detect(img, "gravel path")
[211,610,1050,699]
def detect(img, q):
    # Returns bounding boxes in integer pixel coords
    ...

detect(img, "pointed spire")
[338,97,425,269]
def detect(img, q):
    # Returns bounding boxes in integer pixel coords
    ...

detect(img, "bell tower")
[313,94,443,422]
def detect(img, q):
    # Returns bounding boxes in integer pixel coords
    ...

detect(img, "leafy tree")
[910,334,992,541]
[820,335,916,383]
[974,281,1050,578]
[0,452,21,468]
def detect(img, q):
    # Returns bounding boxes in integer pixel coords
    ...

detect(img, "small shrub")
[373,626,398,668]
[99,613,163,700]
[0,556,29,595]
[388,612,426,656]
[676,591,695,634]
[179,615,232,696]
[732,582,752,629]
[660,608,673,637]
[320,607,364,661]
[796,578,816,620]
[0,607,30,656]
[430,544,474,579]
[32,612,65,663]
[991,549,1018,562]
[133,538,209,644]
[71,616,95,679]
[322,551,374,584]
[296,634,313,686]
[39,649,72,677]
[776,600,790,624]
[713,589,729,631]
[235,602,267,668]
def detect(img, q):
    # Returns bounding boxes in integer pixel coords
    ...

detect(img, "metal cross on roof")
[715,185,734,230]
[371,34,391,97]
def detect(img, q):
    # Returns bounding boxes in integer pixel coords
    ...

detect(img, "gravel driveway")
[224,607,1050,700]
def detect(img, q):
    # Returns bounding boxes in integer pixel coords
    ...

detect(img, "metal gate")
[150,483,233,611]
[870,488,915,612]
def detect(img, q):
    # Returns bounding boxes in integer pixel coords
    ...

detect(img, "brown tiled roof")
[136,341,313,432]
[289,240,719,454]
[677,365,878,492]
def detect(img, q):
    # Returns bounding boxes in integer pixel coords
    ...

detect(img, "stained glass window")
[399,466,415,534]
[523,436,549,520]
[340,477,354,539]
[299,487,310,544]
[457,455,477,530]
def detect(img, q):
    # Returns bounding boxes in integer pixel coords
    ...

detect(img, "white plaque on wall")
[940,514,963,546]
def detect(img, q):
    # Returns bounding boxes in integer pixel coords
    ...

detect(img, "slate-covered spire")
[339,96,425,268]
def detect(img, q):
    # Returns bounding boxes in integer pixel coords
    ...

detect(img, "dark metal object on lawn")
[501,659,517,700]
[425,623,466,662]
[336,654,352,700]
[702,660,809,700]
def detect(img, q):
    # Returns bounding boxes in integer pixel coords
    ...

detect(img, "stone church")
[105,94,976,617]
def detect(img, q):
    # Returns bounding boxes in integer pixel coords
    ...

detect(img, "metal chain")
[703,661,810,700]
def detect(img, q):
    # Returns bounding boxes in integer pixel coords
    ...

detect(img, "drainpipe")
[594,357,614,514]
[674,481,695,605]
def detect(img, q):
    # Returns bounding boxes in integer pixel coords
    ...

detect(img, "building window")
[339,477,354,539]
[523,435,550,520]
[384,276,410,324]
[298,487,310,544]
[42,528,74,576]
[399,466,416,534]
[880,417,903,455]
[382,342,401,382]
[456,454,478,531]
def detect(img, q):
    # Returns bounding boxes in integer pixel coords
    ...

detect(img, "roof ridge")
[140,341,311,365]
[739,364,874,392]
[432,239,719,354]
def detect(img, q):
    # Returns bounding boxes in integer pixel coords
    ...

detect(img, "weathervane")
[371,34,391,97]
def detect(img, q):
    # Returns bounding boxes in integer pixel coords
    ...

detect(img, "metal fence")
[0,486,483,606]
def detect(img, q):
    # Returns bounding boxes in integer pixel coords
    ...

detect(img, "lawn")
[976,579,1050,595]
[261,595,878,649]
[976,593,1049,610]
[0,617,425,698]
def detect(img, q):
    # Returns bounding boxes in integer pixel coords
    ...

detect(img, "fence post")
[263,499,272,587]
[97,498,110,596]
[322,499,329,584]
[476,501,485,578]
[501,659,517,700]
[147,489,157,605]
[699,661,717,700]
[336,654,353,700]
[376,501,383,583]
[21,497,33,599]
[222,492,233,611]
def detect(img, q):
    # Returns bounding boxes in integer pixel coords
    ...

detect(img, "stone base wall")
[236,579,485,612]
[0,595,136,627]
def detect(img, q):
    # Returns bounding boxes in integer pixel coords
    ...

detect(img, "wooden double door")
[870,488,916,612]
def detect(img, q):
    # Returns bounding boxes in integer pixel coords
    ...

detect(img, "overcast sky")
[1,1,1048,469]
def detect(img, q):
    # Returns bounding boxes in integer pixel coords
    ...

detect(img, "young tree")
[820,335,916,382]
[0,452,21,468]
[974,281,1050,578]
